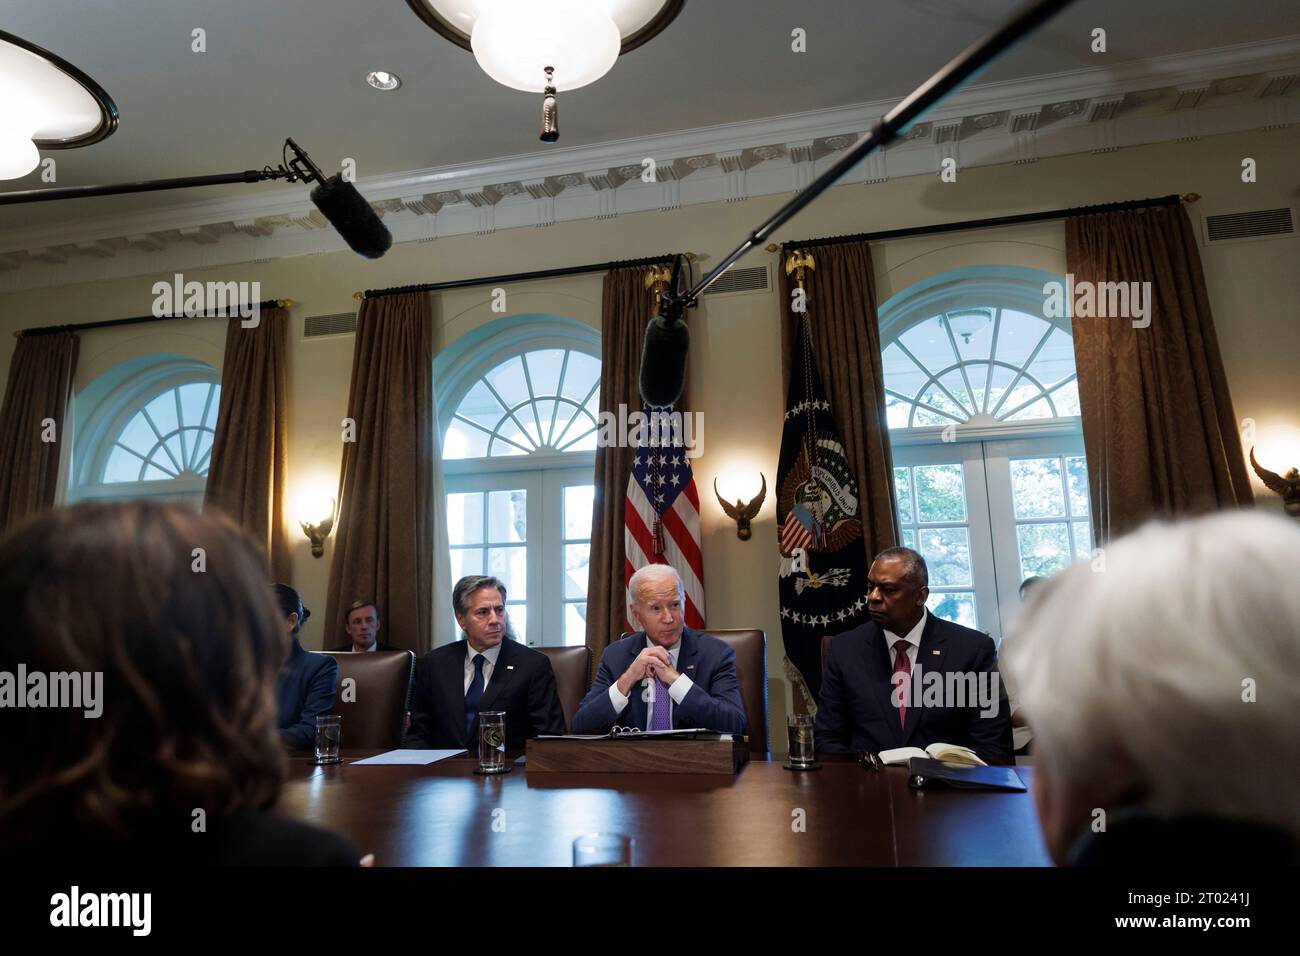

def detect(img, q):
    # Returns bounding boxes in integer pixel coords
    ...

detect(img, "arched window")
[878,267,1091,643]
[435,316,600,647]
[72,355,220,506]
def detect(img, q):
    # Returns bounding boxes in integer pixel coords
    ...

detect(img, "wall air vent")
[1204,207,1295,244]
[304,311,357,338]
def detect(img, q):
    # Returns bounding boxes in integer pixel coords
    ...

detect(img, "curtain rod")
[15,299,295,338]
[766,193,1199,252]
[353,252,693,300]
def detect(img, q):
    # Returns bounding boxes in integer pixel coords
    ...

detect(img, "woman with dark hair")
[0,501,360,865]
[271,582,340,751]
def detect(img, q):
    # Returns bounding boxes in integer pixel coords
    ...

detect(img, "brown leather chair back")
[704,629,768,753]
[538,646,592,732]
[821,634,834,670]
[322,650,415,750]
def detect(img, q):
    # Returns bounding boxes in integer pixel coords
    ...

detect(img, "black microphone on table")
[285,138,392,260]
[638,254,691,408]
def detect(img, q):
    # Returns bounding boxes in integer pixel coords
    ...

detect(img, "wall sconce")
[296,490,336,557]
[1250,446,1300,517]
[714,471,767,540]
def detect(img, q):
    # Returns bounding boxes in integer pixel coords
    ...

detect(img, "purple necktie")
[649,675,672,730]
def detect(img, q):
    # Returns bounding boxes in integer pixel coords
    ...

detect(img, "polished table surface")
[277,750,1051,866]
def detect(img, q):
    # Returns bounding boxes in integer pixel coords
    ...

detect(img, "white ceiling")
[3,0,1298,231]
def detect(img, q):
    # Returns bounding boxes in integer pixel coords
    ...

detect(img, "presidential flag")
[624,410,705,629]
[776,315,870,705]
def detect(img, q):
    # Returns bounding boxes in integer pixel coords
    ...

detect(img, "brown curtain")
[325,293,442,656]
[0,332,79,533]
[778,239,899,564]
[1066,204,1253,543]
[585,266,664,666]
[203,307,290,581]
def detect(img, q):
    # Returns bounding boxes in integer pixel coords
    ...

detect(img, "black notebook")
[907,757,1027,792]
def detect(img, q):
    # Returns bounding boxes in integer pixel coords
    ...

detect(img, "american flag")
[624,414,705,629]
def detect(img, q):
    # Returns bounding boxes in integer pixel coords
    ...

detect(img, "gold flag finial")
[785,250,815,290]
[645,263,673,298]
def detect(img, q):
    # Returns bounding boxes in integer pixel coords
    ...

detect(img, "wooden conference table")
[277,750,1052,866]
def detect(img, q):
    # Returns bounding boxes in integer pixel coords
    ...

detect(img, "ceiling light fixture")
[405,0,686,142]
[366,70,403,91]
[0,30,118,180]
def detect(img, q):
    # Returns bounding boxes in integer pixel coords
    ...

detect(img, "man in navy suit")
[405,575,565,750]
[815,548,1013,763]
[572,565,747,736]
[272,584,340,752]
[331,599,400,652]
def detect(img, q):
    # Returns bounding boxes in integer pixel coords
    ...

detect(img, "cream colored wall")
[2,125,1297,748]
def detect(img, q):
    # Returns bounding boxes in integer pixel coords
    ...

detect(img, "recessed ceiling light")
[366,70,402,91]
[0,29,118,180]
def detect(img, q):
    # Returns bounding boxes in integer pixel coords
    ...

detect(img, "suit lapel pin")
[506,665,514,670]
[687,664,696,671]
[931,650,941,656]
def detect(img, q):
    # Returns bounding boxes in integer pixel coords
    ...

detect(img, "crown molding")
[1,35,1298,290]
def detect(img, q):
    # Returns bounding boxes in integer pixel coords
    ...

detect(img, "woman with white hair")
[1003,510,1300,866]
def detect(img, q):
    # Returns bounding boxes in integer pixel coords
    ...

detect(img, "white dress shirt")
[883,608,928,689]
[607,636,695,725]
[463,641,503,694]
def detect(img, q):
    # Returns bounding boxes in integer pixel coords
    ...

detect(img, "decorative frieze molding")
[1,36,1298,290]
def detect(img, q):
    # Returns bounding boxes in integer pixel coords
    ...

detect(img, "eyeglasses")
[858,751,882,772]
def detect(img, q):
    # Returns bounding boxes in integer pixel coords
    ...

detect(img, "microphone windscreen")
[638,314,690,408]
[310,175,393,259]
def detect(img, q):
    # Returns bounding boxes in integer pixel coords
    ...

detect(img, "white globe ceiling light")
[405,0,685,141]
[0,30,118,181]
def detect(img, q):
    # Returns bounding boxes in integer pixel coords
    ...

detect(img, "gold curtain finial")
[785,250,815,290]
[275,298,295,309]
[352,291,365,301]
[1181,192,1201,204]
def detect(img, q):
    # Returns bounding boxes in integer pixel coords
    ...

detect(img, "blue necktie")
[650,675,672,731]
[465,653,486,739]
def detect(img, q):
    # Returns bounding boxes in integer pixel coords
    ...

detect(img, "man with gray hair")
[816,546,1013,762]
[1004,512,1300,865]
[405,575,565,749]
[572,564,747,736]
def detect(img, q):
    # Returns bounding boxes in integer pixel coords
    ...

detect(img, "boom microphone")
[286,139,392,259]
[638,255,690,408]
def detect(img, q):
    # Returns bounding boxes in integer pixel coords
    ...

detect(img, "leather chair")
[704,629,768,754]
[321,650,415,750]
[821,634,834,670]
[538,646,592,733]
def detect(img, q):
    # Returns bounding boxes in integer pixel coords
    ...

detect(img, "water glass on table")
[314,714,341,765]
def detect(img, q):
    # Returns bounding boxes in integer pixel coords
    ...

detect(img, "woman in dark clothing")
[0,501,361,866]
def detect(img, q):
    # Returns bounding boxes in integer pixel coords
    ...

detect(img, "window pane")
[1065,456,1090,516]
[992,310,1050,368]
[450,547,484,582]
[916,527,972,587]
[893,467,913,525]
[143,462,173,481]
[1049,379,1081,417]
[927,591,977,629]
[144,392,179,437]
[177,383,211,426]
[447,492,484,545]
[104,445,142,482]
[202,386,222,429]
[564,602,587,647]
[561,420,599,452]
[191,430,215,474]
[882,342,926,399]
[914,464,966,522]
[885,394,910,429]
[1010,457,1065,519]
[937,369,976,418]
[486,356,531,409]
[487,490,525,543]
[1017,522,1071,579]
[560,352,601,403]
[916,384,966,423]
[565,543,590,599]
[118,412,156,456]
[901,529,916,549]
[523,349,565,398]
[1004,397,1053,421]
[1024,327,1075,391]
[1072,520,1092,561]
[455,379,506,433]
[491,414,534,456]
[507,604,526,645]
[898,318,958,376]
[487,546,527,599]
[445,420,490,460]
[564,485,594,539]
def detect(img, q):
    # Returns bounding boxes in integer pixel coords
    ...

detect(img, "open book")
[877,743,986,767]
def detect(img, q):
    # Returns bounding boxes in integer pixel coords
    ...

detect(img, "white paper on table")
[350,749,465,765]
